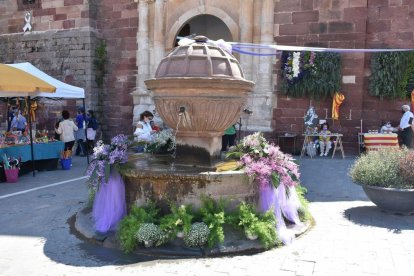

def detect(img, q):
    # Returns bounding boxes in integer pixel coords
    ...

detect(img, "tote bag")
[86,128,96,140]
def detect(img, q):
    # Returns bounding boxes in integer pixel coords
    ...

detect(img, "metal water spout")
[178,106,192,128]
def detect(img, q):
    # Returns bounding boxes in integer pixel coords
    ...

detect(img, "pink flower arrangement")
[228,132,299,188]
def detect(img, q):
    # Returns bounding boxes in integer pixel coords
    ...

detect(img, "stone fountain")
[145,36,254,167]
[121,36,256,211]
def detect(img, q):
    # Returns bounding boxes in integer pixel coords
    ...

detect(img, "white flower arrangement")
[145,129,176,153]
[184,222,210,247]
[292,52,301,78]
[135,223,163,247]
[153,129,175,148]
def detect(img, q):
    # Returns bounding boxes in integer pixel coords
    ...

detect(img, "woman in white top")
[55,110,78,151]
[134,110,156,142]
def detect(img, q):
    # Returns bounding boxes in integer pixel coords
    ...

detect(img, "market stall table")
[362,133,398,152]
[0,141,64,181]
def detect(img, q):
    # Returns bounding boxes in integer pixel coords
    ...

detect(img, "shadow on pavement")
[343,206,414,232]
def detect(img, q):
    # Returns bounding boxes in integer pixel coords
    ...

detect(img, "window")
[17,0,41,11]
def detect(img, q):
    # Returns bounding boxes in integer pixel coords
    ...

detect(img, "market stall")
[0,62,86,177]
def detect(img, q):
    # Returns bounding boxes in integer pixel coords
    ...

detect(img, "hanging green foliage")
[369,51,414,99]
[94,41,107,88]
[280,51,342,99]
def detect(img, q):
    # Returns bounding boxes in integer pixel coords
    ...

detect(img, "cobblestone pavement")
[0,157,413,276]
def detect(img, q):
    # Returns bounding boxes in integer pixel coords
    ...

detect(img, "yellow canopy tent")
[0,64,56,176]
[0,64,56,95]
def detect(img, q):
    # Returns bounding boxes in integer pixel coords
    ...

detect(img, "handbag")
[86,128,96,140]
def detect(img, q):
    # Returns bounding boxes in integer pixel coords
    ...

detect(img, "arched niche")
[174,14,233,46]
[167,6,239,50]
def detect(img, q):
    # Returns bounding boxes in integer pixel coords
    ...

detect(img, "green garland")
[369,52,414,99]
[280,51,342,99]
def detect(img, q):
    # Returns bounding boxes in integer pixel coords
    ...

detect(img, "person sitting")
[150,121,161,132]
[319,123,331,157]
[134,111,156,142]
[380,121,397,134]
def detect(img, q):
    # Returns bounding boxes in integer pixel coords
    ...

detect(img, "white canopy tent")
[7,62,85,99]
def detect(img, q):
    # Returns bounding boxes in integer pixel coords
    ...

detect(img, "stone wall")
[273,0,414,153]
[361,0,414,138]
[0,29,100,132]
[95,0,137,139]
[0,0,92,33]
[0,0,137,140]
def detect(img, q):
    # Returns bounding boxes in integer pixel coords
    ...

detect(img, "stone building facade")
[1,0,413,152]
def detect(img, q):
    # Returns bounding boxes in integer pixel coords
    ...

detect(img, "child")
[319,123,331,156]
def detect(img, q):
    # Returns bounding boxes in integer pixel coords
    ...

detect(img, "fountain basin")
[119,154,258,212]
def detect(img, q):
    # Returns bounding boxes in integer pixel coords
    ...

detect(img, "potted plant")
[349,148,414,214]
[2,154,20,183]
[183,222,210,247]
[199,196,227,247]
[236,202,278,249]
[135,223,163,248]
[159,204,193,239]
[118,203,160,253]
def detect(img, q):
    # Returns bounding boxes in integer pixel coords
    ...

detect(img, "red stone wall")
[0,0,92,33]
[273,0,414,153]
[95,0,137,139]
[361,0,414,140]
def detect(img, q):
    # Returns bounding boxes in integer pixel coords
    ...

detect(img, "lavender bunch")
[86,134,130,189]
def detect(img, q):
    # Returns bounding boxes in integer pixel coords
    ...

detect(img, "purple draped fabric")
[92,169,127,233]
[259,181,302,245]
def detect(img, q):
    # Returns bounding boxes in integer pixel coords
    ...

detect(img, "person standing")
[86,110,98,154]
[75,108,87,156]
[221,125,237,152]
[55,110,78,151]
[10,110,27,132]
[399,105,414,148]
[7,106,16,132]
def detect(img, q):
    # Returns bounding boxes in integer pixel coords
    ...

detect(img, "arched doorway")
[175,15,233,46]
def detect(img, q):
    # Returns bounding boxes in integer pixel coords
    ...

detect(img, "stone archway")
[167,6,239,50]
[174,14,233,47]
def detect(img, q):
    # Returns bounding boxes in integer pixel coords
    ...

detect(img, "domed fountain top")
[154,36,245,80]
